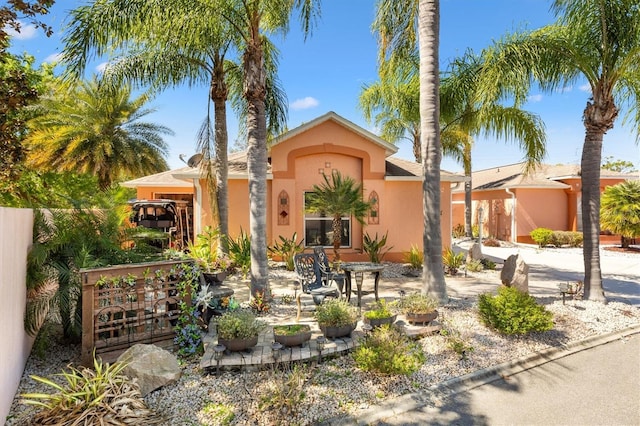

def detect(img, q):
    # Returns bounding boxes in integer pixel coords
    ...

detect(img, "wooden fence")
[80,260,193,366]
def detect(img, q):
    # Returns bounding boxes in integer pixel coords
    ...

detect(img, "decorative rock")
[466,242,483,263]
[117,344,181,396]
[500,254,529,293]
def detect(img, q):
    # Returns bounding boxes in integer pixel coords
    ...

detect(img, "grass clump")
[353,325,426,375]
[478,286,554,335]
[404,244,423,269]
[315,298,358,327]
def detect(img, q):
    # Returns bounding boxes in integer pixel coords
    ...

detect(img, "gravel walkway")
[6,262,640,426]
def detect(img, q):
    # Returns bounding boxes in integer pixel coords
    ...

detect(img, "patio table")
[340,262,385,309]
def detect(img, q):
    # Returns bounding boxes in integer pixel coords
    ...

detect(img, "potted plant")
[214,310,266,351]
[314,299,358,338]
[272,324,312,347]
[187,227,232,285]
[363,299,397,328]
[396,292,439,325]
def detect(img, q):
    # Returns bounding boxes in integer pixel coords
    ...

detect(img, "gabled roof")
[272,111,398,157]
[385,156,466,182]
[462,162,636,192]
[120,166,193,188]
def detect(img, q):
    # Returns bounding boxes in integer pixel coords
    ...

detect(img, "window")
[304,192,351,247]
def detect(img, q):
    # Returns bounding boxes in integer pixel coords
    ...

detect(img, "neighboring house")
[123,111,466,262]
[451,162,637,244]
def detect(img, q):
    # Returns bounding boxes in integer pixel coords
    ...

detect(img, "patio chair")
[312,246,345,297]
[293,253,340,320]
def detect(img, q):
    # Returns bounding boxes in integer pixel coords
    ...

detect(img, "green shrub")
[21,355,161,425]
[268,232,304,271]
[226,229,251,278]
[465,259,483,272]
[478,286,554,335]
[364,299,395,320]
[552,231,583,247]
[314,299,358,327]
[440,326,474,360]
[404,244,423,269]
[215,309,267,339]
[442,247,464,275]
[363,231,393,263]
[353,325,426,375]
[480,258,496,270]
[530,227,554,247]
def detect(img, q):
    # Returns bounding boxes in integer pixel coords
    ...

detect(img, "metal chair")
[293,253,340,320]
[312,246,345,297]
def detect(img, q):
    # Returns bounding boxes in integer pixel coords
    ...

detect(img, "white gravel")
[6,263,640,426]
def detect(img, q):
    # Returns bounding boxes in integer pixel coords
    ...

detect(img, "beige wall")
[0,207,34,423]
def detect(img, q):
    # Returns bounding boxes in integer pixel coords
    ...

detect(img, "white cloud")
[527,94,543,103]
[290,96,319,110]
[556,86,573,93]
[95,62,109,73]
[4,21,38,40]
[579,83,592,93]
[44,53,63,64]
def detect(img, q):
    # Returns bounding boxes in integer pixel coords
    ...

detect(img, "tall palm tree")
[480,0,640,301]
[210,0,320,298]
[25,78,170,189]
[62,0,287,254]
[373,0,446,302]
[440,51,546,238]
[306,170,372,261]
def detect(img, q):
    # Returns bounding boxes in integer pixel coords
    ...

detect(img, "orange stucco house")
[123,112,466,261]
[451,162,637,244]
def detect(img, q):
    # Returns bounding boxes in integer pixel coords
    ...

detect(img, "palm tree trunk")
[580,126,606,302]
[211,59,229,254]
[332,215,342,261]
[464,143,473,238]
[418,0,447,304]
[244,42,269,298]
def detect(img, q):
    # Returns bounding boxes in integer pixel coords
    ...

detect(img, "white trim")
[194,179,202,236]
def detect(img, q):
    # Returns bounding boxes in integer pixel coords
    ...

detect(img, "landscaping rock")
[466,242,483,263]
[117,344,181,396]
[500,254,529,293]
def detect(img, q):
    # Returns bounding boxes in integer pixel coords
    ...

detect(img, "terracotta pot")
[273,325,312,347]
[217,335,258,352]
[406,310,438,325]
[320,322,357,338]
[364,314,397,328]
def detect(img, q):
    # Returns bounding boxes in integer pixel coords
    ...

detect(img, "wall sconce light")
[213,344,226,376]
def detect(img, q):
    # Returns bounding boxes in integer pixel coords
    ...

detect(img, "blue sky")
[7,0,640,172]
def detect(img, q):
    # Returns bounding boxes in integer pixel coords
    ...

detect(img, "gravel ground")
[6,263,640,426]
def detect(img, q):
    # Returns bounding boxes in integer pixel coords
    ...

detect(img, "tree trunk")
[418,0,447,304]
[244,41,269,299]
[464,142,473,238]
[332,215,341,261]
[211,58,229,254]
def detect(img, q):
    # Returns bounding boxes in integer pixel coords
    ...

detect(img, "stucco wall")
[0,207,34,423]
[516,189,568,238]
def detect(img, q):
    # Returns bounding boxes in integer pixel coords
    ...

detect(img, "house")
[123,111,466,262]
[451,162,637,244]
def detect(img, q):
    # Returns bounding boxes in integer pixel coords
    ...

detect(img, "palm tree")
[480,0,640,301]
[306,170,372,261]
[209,0,321,298]
[440,51,546,238]
[25,78,170,189]
[600,180,640,248]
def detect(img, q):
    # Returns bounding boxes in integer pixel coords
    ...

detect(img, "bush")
[363,231,393,263]
[465,259,483,272]
[215,310,267,339]
[404,244,423,269]
[314,299,358,327]
[530,227,554,247]
[478,286,554,335]
[353,325,426,375]
[480,258,496,270]
[268,232,304,271]
[552,231,583,247]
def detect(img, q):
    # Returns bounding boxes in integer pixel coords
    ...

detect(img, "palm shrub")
[600,180,640,248]
[363,231,393,263]
[478,286,554,335]
[268,232,304,271]
[21,355,161,425]
[442,247,464,275]
[353,324,426,375]
[225,229,251,278]
[404,244,423,269]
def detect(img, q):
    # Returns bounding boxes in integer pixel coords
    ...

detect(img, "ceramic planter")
[319,322,357,338]
[406,310,438,325]
[202,271,227,286]
[273,324,312,347]
[217,335,258,352]
[364,314,397,328]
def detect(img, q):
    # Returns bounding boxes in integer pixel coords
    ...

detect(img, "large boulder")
[117,344,181,396]
[500,254,529,293]
[466,242,483,263]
